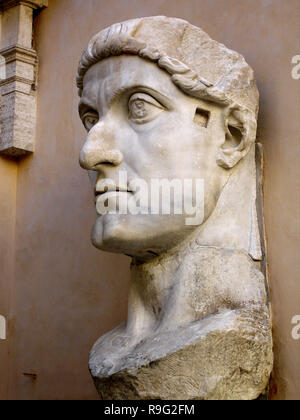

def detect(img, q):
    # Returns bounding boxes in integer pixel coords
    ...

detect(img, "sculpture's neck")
[126,145,262,338]
[127,242,193,337]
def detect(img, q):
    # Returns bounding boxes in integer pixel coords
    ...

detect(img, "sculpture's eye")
[128,93,164,124]
[83,112,99,131]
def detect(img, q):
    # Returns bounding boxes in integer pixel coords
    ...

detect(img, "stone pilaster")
[0,0,48,156]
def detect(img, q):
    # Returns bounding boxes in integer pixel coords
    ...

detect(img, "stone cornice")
[0,75,35,89]
[0,0,48,11]
[0,44,37,65]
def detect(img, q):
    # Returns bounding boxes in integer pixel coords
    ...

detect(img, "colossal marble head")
[76,17,272,401]
[77,16,259,261]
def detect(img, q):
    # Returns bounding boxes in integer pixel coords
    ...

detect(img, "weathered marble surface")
[90,247,272,400]
[76,16,273,400]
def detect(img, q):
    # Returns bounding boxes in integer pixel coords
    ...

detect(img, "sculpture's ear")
[217,106,257,169]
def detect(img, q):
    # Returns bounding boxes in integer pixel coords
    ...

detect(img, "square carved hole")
[194,108,210,128]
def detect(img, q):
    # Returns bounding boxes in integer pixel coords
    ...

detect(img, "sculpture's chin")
[91,213,197,259]
[91,216,104,249]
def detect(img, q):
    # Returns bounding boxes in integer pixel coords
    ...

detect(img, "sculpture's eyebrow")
[108,86,129,105]
[79,84,173,117]
[108,84,173,109]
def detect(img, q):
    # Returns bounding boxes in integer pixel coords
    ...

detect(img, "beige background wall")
[0,157,17,398]
[0,0,299,400]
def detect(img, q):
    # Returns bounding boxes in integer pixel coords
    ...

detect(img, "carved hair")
[77,35,232,106]
[77,20,258,147]
[77,36,232,105]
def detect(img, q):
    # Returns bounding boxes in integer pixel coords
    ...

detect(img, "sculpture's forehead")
[81,55,183,109]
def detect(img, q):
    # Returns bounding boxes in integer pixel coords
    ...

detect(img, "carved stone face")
[79,55,230,259]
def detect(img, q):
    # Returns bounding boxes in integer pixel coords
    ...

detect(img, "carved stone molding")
[0,0,48,12]
[0,0,47,156]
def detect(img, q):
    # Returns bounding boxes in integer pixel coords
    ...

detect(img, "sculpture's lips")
[94,188,132,203]
[95,187,132,198]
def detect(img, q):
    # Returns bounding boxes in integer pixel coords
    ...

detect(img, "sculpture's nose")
[79,121,123,170]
